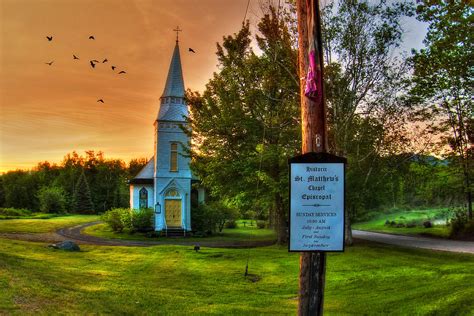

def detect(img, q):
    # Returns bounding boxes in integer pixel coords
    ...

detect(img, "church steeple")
[161,41,185,98]
[157,35,187,122]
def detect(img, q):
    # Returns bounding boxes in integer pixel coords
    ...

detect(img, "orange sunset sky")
[0,0,426,173]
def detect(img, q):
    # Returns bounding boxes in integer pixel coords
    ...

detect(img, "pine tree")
[73,169,95,214]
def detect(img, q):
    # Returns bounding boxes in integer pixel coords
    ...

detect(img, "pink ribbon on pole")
[304,50,321,101]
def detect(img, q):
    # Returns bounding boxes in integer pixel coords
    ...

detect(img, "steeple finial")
[173,26,182,43]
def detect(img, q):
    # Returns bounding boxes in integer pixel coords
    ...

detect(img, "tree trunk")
[344,205,353,246]
[275,193,287,244]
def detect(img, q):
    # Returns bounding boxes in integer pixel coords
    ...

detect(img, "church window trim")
[170,143,178,172]
[139,187,148,209]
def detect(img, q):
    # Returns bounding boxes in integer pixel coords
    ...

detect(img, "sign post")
[295,0,345,315]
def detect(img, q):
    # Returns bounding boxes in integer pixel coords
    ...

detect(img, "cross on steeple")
[173,26,182,42]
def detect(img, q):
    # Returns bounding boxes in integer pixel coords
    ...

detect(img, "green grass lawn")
[353,208,452,238]
[0,215,99,233]
[0,237,472,315]
[84,219,276,243]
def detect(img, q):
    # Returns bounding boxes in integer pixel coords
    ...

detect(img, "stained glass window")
[139,187,148,208]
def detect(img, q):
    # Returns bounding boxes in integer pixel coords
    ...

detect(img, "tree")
[37,186,67,213]
[1,170,39,210]
[321,0,415,243]
[73,169,95,213]
[410,0,473,219]
[129,158,148,178]
[187,7,300,244]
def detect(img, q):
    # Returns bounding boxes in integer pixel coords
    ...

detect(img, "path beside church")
[1,223,472,254]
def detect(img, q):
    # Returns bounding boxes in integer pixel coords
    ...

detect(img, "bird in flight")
[102,58,108,63]
[118,70,126,74]
[89,35,95,40]
[111,66,116,71]
[73,55,79,60]
[45,61,54,66]
[189,48,196,53]
[46,36,53,41]
[97,99,104,103]
[90,60,97,68]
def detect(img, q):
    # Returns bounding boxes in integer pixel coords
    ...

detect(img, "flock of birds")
[44,35,197,104]
[44,35,129,104]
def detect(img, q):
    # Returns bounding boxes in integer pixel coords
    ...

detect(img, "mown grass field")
[353,208,451,238]
[0,216,473,315]
[84,219,276,243]
[0,215,100,233]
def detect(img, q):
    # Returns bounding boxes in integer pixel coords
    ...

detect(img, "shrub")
[37,186,67,213]
[191,201,239,234]
[131,208,154,232]
[406,221,417,228]
[449,208,468,238]
[423,220,432,228]
[257,220,266,229]
[101,208,132,232]
[384,220,390,226]
[225,219,238,229]
[462,220,474,235]
[0,207,32,218]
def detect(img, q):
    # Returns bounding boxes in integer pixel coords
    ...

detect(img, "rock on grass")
[48,240,80,251]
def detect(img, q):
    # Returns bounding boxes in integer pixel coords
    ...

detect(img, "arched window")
[165,188,180,198]
[139,187,148,208]
[170,143,178,172]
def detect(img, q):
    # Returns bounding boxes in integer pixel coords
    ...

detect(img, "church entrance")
[165,200,182,227]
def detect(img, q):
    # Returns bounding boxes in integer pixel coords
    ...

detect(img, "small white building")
[129,38,203,234]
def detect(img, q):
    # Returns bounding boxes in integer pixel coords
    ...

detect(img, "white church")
[129,35,203,235]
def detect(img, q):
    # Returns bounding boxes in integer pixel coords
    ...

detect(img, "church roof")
[162,42,185,98]
[157,103,188,122]
[133,157,154,180]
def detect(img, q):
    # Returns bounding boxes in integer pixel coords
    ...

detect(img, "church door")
[165,199,182,227]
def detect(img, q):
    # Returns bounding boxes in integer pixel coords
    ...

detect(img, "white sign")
[289,162,344,251]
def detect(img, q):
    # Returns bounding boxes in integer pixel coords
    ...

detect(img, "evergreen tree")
[73,169,95,213]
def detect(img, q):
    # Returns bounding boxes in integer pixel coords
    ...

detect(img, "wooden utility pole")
[296,0,327,315]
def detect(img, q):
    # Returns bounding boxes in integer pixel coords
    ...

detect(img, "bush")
[102,208,132,232]
[462,220,474,235]
[449,208,468,238]
[406,221,417,228]
[191,201,239,234]
[131,208,154,232]
[423,220,432,228]
[225,219,238,229]
[37,186,67,213]
[257,220,266,229]
[0,207,32,218]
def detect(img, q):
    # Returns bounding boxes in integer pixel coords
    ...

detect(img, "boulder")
[48,240,81,251]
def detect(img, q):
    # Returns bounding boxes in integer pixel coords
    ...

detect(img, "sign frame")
[288,152,347,253]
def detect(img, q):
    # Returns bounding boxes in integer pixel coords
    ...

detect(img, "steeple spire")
[157,36,187,122]
[161,39,185,98]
